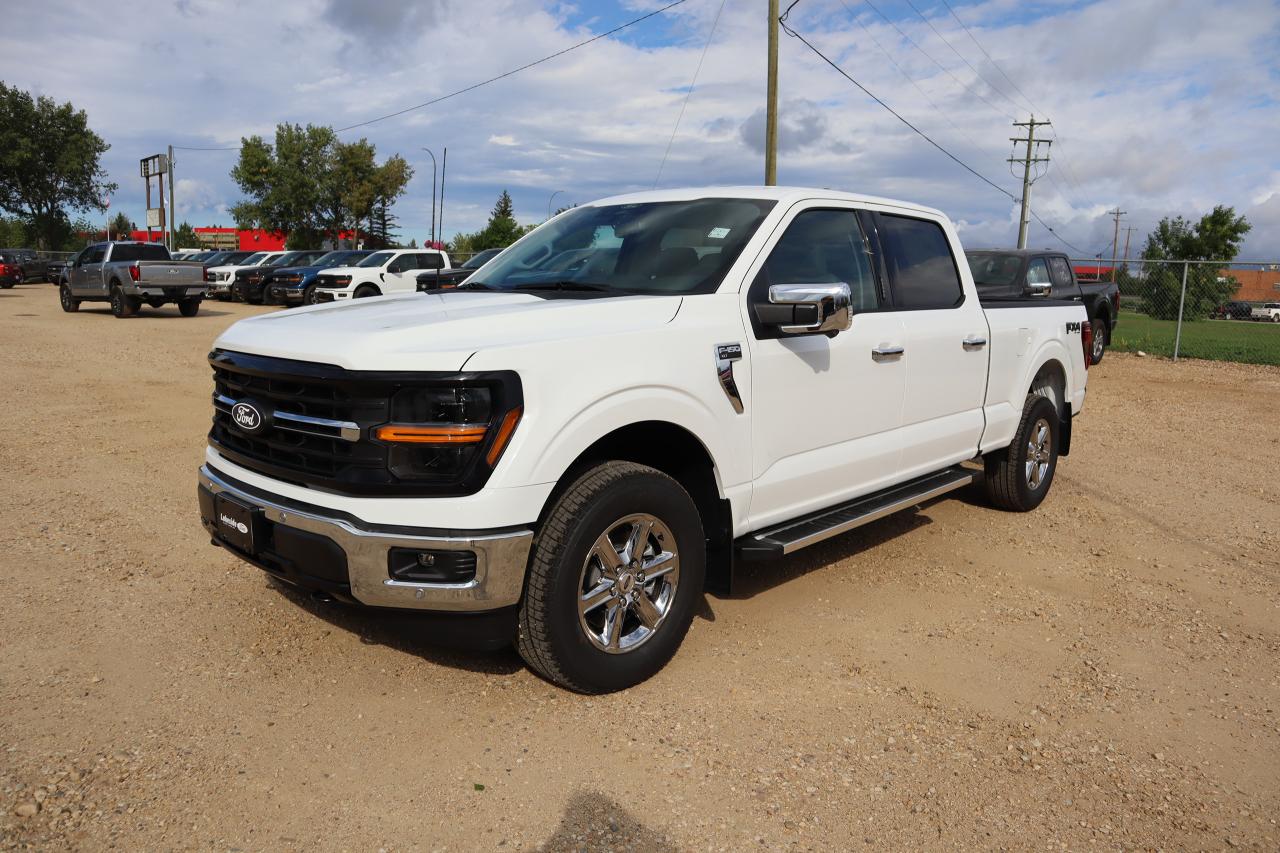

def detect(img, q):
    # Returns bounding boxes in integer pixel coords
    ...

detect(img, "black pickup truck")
[966,249,1120,363]
[414,248,502,292]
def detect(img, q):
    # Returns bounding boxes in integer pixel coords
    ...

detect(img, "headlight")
[373,383,522,483]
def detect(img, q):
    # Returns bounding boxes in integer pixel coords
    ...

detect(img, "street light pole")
[547,189,565,221]
[421,147,437,247]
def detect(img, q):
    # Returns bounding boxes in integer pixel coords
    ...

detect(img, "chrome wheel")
[1091,325,1105,361]
[1025,418,1052,490]
[577,513,680,654]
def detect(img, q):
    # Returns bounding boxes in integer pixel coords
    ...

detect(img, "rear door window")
[87,246,107,264]
[1027,259,1051,287]
[877,214,964,309]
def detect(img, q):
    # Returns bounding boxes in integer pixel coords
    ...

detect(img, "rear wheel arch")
[537,421,733,594]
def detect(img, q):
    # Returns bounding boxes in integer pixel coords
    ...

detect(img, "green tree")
[1139,206,1251,320]
[0,215,27,246]
[173,221,203,248]
[0,82,116,249]
[231,124,412,249]
[109,211,132,239]
[473,190,523,250]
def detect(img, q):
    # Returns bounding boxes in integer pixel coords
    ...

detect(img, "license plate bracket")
[214,494,260,554]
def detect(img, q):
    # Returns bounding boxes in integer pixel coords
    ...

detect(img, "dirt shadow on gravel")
[264,578,525,675]
[74,306,236,318]
[724,499,943,601]
[539,790,681,852]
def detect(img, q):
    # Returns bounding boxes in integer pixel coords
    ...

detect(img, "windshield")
[462,249,499,269]
[966,253,1023,288]
[471,198,776,295]
[241,253,267,266]
[356,251,396,268]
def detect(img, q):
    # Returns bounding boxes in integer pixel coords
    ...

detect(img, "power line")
[654,0,730,187]
[334,0,691,133]
[902,0,1024,117]
[175,0,691,152]
[779,4,1088,254]
[935,0,1095,209]
[859,0,1015,122]
[779,5,1015,202]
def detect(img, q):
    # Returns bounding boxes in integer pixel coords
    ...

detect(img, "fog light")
[389,548,476,583]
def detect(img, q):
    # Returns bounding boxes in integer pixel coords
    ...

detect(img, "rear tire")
[983,395,1059,512]
[1090,316,1107,364]
[59,284,79,312]
[109,285,138,318]
[517,461,705,693]
[14,270,24,285]
[353,284,380,299]
[178,297,201,317]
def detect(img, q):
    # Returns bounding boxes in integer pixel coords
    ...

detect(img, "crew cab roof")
[582,185,947,219]
[965,248,1069,256]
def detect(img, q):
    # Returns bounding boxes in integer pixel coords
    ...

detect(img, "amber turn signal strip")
[373,424,488,444]
[485,406,523,466]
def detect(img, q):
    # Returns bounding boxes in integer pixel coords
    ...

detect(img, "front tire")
[353,284,380,299]
[302,284,319,305]
[14,270,24,285]
[517,461,705,693]
[178,297,201,317]
[59,284,80,312]
[984,395,1059,512]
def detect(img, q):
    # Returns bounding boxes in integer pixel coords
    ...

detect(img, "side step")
[735,466,977,561]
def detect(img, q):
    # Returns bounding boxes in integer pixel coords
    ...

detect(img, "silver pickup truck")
[60,241,208,318]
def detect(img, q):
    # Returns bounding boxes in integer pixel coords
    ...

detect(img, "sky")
[3,0,1279,258]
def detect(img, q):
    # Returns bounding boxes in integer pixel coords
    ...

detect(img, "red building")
[123,227,287,250]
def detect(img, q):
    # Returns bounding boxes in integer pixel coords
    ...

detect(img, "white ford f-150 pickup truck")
[198,187,1090,692]
[311,248,451,302]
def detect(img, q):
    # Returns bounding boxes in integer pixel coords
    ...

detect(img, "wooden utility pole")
[1108,208,1127,282]
[1121,225,1137,263]
[1008,115,1052,249]
[765,0,779,186]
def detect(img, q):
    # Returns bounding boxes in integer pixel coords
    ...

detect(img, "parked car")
[200,250,253,269]
[966,249,1119,363]
[1212,300,1253,320]
[207,251,287,301]
[264,250,373,306]
[232,249,328,304]
[60,241,207,317]
[198,187,1091,692]
[0,248,46,283]
[415,248,502,292]
[1251,302,1280,322]
[46,258,73,286]
[311,249,450,302]
[0,251,23,287]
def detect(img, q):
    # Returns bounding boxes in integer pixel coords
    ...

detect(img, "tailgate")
[136,261,206,286]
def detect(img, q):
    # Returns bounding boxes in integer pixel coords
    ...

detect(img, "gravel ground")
[1,285,1277,851]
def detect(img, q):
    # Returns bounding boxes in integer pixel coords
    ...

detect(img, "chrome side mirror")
[1024,281,1052,297]
[766,282,853,335]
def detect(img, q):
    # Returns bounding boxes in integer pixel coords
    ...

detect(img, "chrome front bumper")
[198,465,533,612]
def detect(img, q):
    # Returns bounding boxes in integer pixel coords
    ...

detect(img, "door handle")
[871,345,905,361]
[962,337,988,350]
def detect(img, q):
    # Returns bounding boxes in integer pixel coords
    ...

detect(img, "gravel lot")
[2,284,1277,851]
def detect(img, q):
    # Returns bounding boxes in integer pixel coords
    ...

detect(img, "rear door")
[744,203,908,529]
[875,212,989,479]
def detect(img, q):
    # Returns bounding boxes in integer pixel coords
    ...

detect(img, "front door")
[874,212,989,479]
[71,245,106,297]
[744,205,908,530]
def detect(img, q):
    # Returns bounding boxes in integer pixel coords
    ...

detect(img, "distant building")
[1220,267,1280,303]
[124,227,287,250]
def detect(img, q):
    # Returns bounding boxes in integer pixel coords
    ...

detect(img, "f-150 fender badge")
[1065,321,1082,334]
[714,343,744,414]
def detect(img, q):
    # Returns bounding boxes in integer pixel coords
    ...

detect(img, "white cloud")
[1,0,1277,256]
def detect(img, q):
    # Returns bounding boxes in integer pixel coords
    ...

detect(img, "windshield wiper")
[510,280,619,293]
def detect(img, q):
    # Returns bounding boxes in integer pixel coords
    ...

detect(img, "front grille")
[210,353,389,489]
[314,274,348,289]
[207,350,522,496]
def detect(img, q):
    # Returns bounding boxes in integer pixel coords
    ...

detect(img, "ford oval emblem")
[231,402,263,432]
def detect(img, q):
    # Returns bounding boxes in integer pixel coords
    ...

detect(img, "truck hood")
[213,291,684,372]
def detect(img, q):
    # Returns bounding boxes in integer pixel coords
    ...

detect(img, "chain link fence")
[1072,259,1280,366]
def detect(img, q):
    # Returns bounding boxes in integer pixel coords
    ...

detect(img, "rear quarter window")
[877,214,964,309]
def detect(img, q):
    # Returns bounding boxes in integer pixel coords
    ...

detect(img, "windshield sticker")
[707,227,731,239]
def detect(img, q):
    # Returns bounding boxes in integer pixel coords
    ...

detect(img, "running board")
[735,466,977,560]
